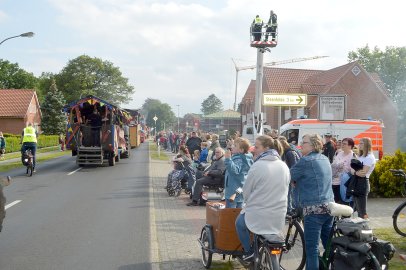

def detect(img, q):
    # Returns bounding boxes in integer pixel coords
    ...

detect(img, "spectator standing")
[235,135,289,260]
[185,131,202,157]
[278,136,301,212]
[224,137,254,208]
[59,134,65,151]
[352,137,376,219]
[0,132,6,160]
[290,134,334,270]
[322,133,336,163]
[331,138,355,203]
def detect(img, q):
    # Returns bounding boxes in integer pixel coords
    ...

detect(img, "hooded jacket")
[242,154,290,235]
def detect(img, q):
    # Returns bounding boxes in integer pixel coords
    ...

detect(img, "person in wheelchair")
[166,146,193,190]
[235,135,290,261]
[186,147,225,206]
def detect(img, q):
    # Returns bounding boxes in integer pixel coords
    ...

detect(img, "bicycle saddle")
[328,202,353,217]
[260,234,285,245]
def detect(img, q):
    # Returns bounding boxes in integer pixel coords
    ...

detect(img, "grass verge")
[0,151,69,172]
[374,228,406,269]
[1,146,61,160]
[149,142,169,161]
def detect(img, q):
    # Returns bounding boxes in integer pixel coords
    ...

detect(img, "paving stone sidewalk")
[149,151,244,270]
[149,149,405,269]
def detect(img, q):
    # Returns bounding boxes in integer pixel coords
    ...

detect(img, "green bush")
[4,135,59,153]
[369,149,406,197]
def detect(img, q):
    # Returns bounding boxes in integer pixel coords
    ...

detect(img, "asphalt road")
[0,144,151,270]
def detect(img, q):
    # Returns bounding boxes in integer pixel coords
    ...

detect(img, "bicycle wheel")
[393,201,406,237]
[27,163,33,177]
[200,226,213,269]
[256,244,273,270]
[401,181,406,197]
[279,220,306,270]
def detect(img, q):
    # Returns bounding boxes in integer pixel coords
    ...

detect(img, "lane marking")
[67,167,82,175]
[5,200,22,210]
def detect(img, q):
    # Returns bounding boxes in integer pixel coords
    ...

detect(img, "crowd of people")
[158,129,376,268]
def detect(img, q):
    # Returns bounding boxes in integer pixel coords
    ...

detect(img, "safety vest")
[254,17,263,25]
[22,126,37,143]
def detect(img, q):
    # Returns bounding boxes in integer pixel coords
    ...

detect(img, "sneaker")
[242,252,254,262]
[186,201,198,206]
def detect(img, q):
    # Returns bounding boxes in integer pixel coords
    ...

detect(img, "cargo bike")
[198,202,305,270]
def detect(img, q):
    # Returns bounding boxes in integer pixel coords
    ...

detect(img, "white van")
[280,119,384,159]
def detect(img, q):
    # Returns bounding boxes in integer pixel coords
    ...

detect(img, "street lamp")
[176,105,180,133]
[0,32,35,46]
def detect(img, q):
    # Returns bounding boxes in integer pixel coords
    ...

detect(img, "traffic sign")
[263,94,307,106]
[318,95,346,121]
[153,116,158,122]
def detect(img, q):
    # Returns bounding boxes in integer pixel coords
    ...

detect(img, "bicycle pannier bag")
[336,217,373,242]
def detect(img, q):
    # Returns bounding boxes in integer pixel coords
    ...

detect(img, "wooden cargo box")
[206,201,243,251]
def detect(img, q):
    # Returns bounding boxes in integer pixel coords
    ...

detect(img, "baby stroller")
[166,161,196,197]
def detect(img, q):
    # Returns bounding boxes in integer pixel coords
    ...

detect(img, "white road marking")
[5,200,22,210]
[67,167,82,175]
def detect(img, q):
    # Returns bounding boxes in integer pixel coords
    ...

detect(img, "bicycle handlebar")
[389,169,406,177]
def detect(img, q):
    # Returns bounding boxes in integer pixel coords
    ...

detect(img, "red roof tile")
[263,67,322,93]
[242,80,256,100]
[0,89,37,117]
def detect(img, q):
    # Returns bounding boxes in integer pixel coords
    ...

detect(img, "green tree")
[0,59,38,89]
[36,72,56,103]
[201,94,223,115]
[56,55,134,104]
[348,45,406,150]
[141,98,176,131]
[40,80,67,135]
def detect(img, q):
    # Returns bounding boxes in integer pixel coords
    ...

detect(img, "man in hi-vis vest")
[21,123,38,171]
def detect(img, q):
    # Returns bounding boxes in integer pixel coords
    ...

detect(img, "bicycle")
[23,149,34,176]
[390,169,406,237]
[279,209,306,270]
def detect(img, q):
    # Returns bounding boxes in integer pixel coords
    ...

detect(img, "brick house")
[0,89,42,134]
[240,62,398,153]
[200,110,241,132]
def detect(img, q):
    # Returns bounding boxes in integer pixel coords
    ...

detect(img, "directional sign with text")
[263,94,307,107]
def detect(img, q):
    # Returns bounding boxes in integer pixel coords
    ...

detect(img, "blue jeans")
[226,199,242,209]
[303,213,333,270]
[235,213,251,254]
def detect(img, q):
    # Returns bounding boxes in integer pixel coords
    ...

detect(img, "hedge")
[369,149,406,197]
[3,134,59,153]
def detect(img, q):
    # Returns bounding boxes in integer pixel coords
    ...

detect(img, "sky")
[1,0,405,117]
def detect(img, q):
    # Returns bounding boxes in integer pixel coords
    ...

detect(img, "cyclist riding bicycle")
[21,123,38,172]
[235,135,290,261]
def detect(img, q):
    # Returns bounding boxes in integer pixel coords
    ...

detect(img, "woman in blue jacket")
[224,137,254,208]
[290,133,334,270]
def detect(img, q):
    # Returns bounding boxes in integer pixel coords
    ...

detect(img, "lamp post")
[0,32,35,46]
[176,105,180,133]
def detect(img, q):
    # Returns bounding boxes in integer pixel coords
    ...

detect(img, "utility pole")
[232,56,328,111]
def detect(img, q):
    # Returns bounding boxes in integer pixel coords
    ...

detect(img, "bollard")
[157,142,160,157]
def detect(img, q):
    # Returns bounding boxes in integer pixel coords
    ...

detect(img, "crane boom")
[235,55,329,71]
[232,55,329,111]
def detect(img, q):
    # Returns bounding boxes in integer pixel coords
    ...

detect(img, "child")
[224,137,254,208]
